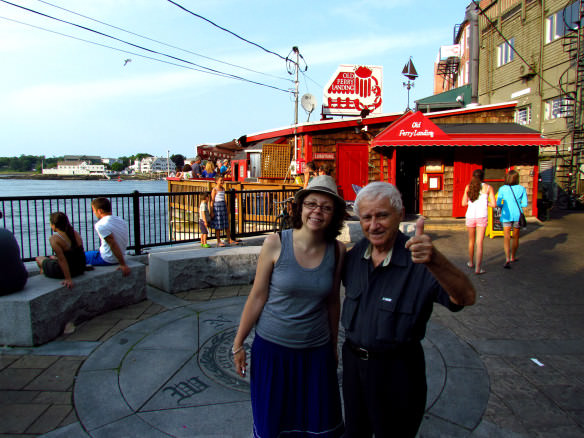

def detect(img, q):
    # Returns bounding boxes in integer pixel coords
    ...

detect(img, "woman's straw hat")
[294,175,346,209]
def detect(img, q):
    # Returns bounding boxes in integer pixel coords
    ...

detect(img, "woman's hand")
[233,349,247,377]
[61,278,74,289]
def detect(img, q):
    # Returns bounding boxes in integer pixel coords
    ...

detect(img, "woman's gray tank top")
[255,229,335,348]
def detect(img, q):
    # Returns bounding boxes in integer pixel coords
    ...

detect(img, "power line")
[33,0,292,83]
[165,0,288,61]
[0,0,292,93]
[0,15,251,80]
[301,70,323,90]
[471,0,559,91]
[285,46,308,75]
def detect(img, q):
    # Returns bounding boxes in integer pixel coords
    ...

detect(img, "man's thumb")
[415,217,425,236]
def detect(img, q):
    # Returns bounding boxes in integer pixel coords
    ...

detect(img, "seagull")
[123,58,132,66]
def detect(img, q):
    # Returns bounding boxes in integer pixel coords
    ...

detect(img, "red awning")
[371,111,560,150]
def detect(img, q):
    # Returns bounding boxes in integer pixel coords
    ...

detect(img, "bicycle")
[273,197,295,233]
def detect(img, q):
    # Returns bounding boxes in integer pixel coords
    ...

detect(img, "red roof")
[372,111,560,148]
[245,114,401,142]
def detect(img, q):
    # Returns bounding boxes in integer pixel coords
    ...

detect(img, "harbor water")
[0,179,173,260]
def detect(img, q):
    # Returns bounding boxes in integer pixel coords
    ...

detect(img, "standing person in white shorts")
[84,197,131,276]
[462,169,496,274]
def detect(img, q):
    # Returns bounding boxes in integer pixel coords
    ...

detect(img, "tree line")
[0,153,183,173]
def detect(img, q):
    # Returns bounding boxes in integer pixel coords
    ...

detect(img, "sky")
[0,0,473,159]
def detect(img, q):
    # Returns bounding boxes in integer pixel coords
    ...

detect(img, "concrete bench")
[148,246,261,294]
[0,260,146,347]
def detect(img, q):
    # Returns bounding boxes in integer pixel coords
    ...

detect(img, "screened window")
[249,153,261,177]
[546,2,581,43]
[515,106,531,125]
[497,38,515,66]
[545,97,570,120]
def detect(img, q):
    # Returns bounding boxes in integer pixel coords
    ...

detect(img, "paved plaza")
[1,210,583,437]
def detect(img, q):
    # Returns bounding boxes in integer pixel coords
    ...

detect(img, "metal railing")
[0,188,297,262]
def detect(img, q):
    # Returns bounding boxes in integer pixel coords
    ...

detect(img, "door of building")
[453,148,482,217]
[395,149,420,214]
[336,143,369,201]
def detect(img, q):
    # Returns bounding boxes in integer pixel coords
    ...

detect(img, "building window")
[546,2,581,43]
[497,38,515,66]
[545,97,570,120]
[515,106,531,125]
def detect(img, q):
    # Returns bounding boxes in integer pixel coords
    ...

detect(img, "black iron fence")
[0,188,297,262]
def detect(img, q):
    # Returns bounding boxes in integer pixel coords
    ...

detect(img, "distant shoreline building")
[139,157,175,173]
[42,160,106,176]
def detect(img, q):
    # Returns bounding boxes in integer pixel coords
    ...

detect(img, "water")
[0,179,168,197]
[0,179,174,260]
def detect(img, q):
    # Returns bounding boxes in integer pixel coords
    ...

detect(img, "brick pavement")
[430,210,584,437]
[0,287,251,437]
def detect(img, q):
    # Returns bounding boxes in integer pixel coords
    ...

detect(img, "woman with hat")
[232,175,346,437]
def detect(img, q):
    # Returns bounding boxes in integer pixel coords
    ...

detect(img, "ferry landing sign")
[323,65,383,116]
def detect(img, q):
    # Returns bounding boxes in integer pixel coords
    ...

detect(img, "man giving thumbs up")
[341,182,475,438]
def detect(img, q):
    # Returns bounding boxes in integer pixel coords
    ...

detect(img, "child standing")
[210,176,240,246]
[199,193,211,248]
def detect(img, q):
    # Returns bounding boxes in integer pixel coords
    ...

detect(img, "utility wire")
[471,0,559,91]
[33,0,292,82]
[0,0,292,93]
[285,46,308,75]
[0,15,249,80]
[165,0,289,61]
[301,70,323,90]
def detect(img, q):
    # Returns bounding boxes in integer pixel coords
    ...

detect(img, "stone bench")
[148,246,261,294]
[0,260,146,347]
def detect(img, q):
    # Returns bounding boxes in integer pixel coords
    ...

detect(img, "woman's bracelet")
[231,345,244,355]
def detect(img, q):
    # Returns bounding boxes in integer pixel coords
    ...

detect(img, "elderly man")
[341,182,476,438]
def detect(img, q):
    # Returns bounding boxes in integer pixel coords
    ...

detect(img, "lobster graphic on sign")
[323,65,383,116]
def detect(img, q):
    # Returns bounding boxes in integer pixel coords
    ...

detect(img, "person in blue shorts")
[497,170,528,268]
[84,197,131,276]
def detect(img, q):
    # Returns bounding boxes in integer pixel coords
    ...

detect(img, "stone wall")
[514,164,536,216]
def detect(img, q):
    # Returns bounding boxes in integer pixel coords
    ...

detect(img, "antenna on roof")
[301,93,317,122]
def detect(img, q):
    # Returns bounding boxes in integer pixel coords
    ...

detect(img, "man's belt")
[345,340,416,360]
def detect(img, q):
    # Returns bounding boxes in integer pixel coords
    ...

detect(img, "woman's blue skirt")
[250,335,344,438]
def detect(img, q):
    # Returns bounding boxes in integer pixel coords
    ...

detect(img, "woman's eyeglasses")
[303,201,334,214]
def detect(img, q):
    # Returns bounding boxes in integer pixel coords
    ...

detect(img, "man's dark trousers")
[342,341,427,438]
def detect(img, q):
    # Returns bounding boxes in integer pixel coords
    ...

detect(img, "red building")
[232,103,559,218]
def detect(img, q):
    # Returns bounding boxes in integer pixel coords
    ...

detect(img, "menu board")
[487,206,505,238]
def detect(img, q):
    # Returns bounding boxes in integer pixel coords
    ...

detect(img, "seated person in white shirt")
[84,197,131,276]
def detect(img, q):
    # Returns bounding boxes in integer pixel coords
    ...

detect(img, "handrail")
[0,187,299,262]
